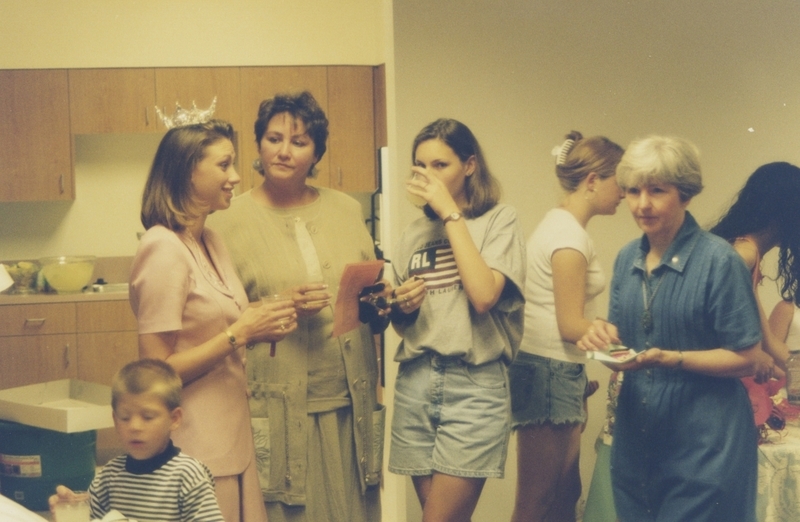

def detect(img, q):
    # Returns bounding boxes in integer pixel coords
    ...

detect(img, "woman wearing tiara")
[509,131,623,522]
[131,117,296,522]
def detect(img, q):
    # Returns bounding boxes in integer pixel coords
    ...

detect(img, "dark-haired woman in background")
[710,161,800,371]
[388,118,526,521]
[208,92,389,522]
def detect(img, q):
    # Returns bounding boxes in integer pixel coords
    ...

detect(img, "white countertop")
[0,290,129,306]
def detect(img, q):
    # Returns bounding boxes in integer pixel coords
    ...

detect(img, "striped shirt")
[89,451,224,522]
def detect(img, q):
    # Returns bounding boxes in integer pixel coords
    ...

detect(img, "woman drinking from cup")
[389,118,526,522]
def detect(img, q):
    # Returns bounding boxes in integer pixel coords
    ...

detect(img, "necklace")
[640,271,666,335]
[185,232,231,293]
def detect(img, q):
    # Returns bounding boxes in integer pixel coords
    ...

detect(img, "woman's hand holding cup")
[291,282,332,317]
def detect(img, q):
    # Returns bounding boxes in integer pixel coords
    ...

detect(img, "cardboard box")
[0,379,113,433]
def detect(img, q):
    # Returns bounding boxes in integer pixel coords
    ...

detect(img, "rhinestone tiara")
[155,97,217,129]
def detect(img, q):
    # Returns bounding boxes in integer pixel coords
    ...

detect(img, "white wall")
[391,0,800,520]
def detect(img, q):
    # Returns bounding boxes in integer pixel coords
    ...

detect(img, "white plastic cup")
[53,490,91,522]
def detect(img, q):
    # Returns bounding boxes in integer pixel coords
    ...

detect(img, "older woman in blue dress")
[578,135,776,522]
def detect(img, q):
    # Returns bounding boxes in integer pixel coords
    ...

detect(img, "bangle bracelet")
[225,329,237,349]
[676,350,684,369]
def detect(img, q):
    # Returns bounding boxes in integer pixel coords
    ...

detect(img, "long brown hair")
[413,118,500,219]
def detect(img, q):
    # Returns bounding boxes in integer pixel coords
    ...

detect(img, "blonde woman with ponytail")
[509,131,624,522]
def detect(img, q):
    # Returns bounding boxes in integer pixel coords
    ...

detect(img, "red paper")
[332,260,385,337]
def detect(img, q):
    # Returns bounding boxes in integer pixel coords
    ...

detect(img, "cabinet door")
[76,301,138,385]
[154,67,241,132]
[0,334,77,389]
[239,67,329,192]
[77,331,138,386]
[0,70,73,202]
[69,69,157,134]
[327,66,377,192]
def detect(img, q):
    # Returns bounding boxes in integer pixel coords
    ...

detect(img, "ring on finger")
[279,321,286,331]
[302,303,307,310]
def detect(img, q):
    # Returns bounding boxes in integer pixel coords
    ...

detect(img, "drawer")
[0,303,76,336]
[76,301,137,333]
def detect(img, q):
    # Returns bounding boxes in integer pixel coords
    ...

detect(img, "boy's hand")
[48,484,76,512]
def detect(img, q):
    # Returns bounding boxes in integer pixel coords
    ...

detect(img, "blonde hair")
[555,131,624,192]
[111,359,182,411]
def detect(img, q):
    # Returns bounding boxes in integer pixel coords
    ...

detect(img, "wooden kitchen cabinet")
[69,68,158,134]
[0,302,78,389]
[0,300,137,390]
[327,66,377,192]
[2,65,383,201]
[0,69,74,202]
[76,300,138,386]
[0,298,138,460]
[0,334,78,390]
[237,65,383,193]
[154,67,241,132]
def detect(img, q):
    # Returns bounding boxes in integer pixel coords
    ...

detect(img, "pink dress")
[130,225,266,522]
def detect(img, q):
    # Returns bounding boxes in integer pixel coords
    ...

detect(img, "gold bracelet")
[225,329,237,348]
[676,350,684,369]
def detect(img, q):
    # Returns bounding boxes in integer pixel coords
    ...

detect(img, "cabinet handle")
[59,173,64,194]
[145,107,150,126]
[63,343,70,369]
[24,318,46,328]
[338,167,343,187]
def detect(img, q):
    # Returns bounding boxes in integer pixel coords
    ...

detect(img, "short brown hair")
[140,120,235,231]
[111,359,182,411]
[253,91,329,174]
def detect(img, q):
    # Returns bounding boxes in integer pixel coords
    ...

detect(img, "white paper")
[332,260,385,337]
[0,494,49,522]
[586,346,640,368]
[0,264,13,292]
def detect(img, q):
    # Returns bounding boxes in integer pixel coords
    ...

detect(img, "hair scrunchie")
[551,139,576,166]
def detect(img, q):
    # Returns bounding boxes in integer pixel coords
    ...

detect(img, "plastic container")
[0,420,96,511]
[787,350,800,406]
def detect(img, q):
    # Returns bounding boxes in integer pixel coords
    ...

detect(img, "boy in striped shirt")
[50,359,224,521]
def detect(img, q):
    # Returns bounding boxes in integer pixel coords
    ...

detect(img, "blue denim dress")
[608,213,761,522]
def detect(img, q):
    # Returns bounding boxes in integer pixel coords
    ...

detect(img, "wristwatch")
[443,212,462,224]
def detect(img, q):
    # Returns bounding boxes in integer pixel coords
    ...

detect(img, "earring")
[585,189,595,200]
[252,158,263,173]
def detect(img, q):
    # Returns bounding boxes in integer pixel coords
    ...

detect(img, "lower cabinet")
[0,299,138,461]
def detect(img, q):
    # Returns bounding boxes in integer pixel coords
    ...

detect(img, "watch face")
[444,212,461,223]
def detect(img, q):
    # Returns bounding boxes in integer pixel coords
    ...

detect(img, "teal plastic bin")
[0,420,96,511]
